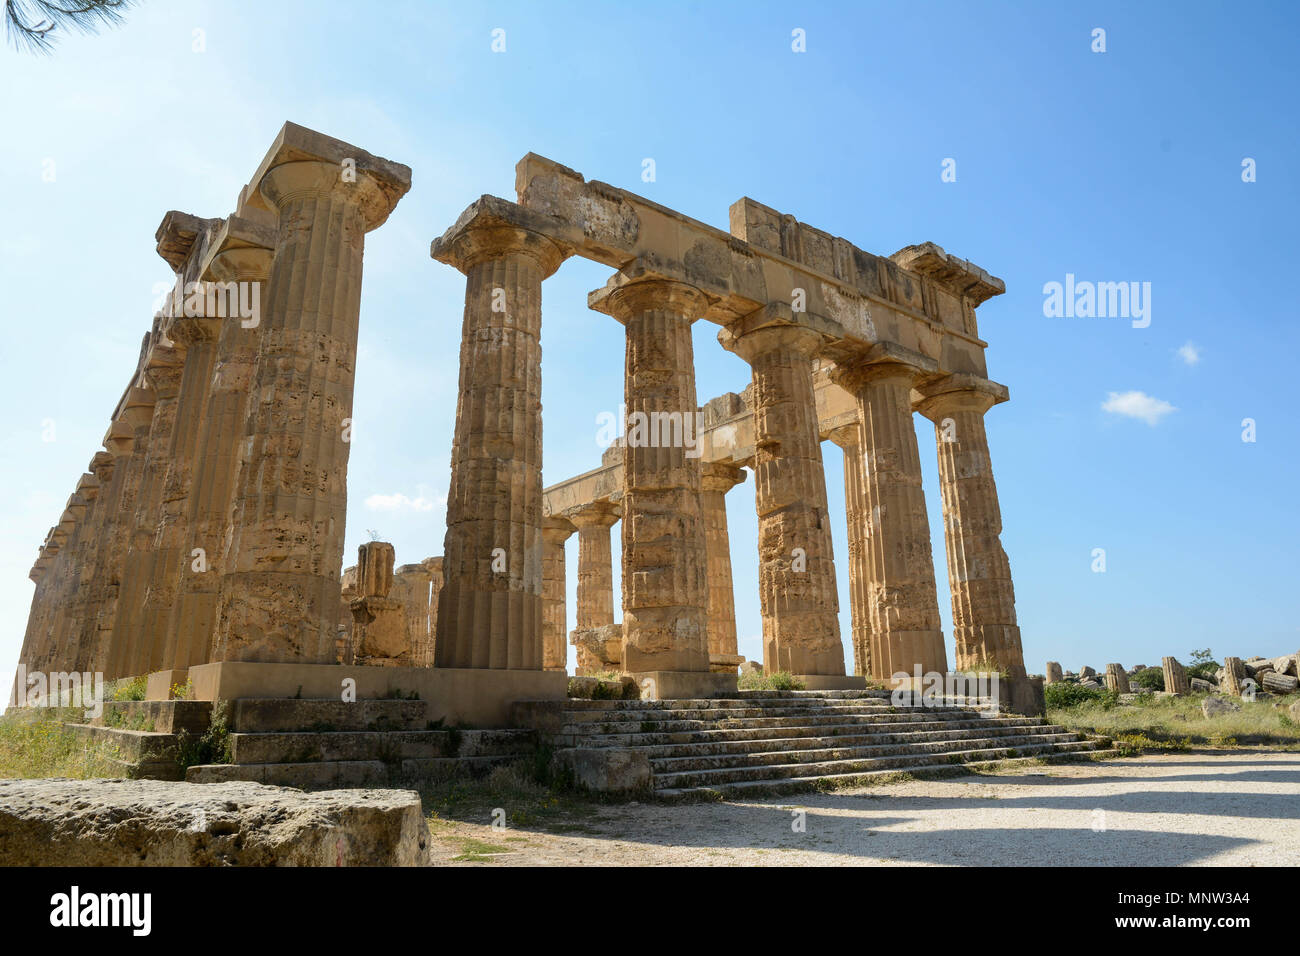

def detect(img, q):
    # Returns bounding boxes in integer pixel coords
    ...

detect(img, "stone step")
[554,709,1014,736]
[228,728,535,765]
[91,700,213,735]
[226,698,431,734]
[654,747,1120,800]
[649,732,1086,774]
[556,694,892,712]
[185,754,515,789]
[577,722,1076,758]
[651,739,1102,790]
[554,715,1054,746]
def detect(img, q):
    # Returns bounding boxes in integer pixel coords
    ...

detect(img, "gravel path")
[428,751,1300,866]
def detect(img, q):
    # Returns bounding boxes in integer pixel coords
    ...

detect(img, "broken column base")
[997,675,1046,717]
[187,661,567,727]
[629,671,737,700]
[792,674,868,691]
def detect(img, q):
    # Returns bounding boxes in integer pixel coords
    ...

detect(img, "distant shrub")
[1130,668,1165,691]
[1186,661,1219,682]
[1045,682,1118,710]
[738,670,805,691]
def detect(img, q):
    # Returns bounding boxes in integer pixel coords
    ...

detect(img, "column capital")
[542,515,577,543]
[259,160,405,232]
[165,313,224,347]
[701,461,746,493]
[565,499,621,529]
[244,123,412,231]
[208,246,273,283]
[913,373,1010,420]
[825,423,861,450]
[717,317,826,366]
[431,196,569,276]
[829,342,939,393]
[116,385,157,430]
[588,263,709,323]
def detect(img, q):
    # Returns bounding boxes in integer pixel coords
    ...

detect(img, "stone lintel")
[890,242,1005,306]
[562,498,620,527]
[239,121,412,229]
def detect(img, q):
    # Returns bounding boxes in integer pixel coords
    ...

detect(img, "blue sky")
[2,0,1297,695]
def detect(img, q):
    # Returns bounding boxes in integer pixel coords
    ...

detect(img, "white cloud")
[364,491,441,513]
[1176,341,1201,366]
[1101,391,1177,426]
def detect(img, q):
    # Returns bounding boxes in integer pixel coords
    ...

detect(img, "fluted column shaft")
[917,384,1025,677]
[167,247,272,669]
[215,162,393,663]
[723,324,843,676]
[434,218,566,670]
[701,463,744,661]
[49,483,99,671]
[541,517,575,672]
[572,506,619,629]
[835,360,947,681]
[605,279,710,673]
[829,426,872,677]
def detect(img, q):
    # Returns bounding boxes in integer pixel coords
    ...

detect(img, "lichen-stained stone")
[214,130,411,666]
[721,322,843,676]
[916,374,1026,678]
[431,197,569,671]
[590,270,711,674]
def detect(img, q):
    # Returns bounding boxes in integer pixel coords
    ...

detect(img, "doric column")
[168,224,275,670]
[94,392,154,678]
[214,155,410,664]
[916,374,1025,678]
[393,562,435,668]
[40,491,90,673]
[700,462,745,664]
[570,502,619,630]
[590,273,710,674]
[431,199,567,670]
[720,322,844,676]
[68,452,115,672]
[831,345,947,681]
[111,344,185,679]
[828,424,872,677]
[541,516,575,672]
[49,474,102,670]
[422,556,444,666]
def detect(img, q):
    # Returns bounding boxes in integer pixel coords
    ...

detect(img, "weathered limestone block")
[421,556,444,667]
[1222,657,1248,697]
[591,270,710,674]
[541,516,575,672]
[916,375,1026,678]
[1079,665,1096,679]
[0,779,427,866]
[338,564,358,664]
[831,348,947,681]
[552,748,651,794]
[571,624,624,675]
[432,198,568,671]
[1162,656,1190,696]
[722,322,843,676]
[215,129,412,666]
[1202,696,1241,718]
[828,424,871,677]
[1261,671,1299,695]
[700,462,744,662]
[1044,661,1063,684]
[392,562,435,668]
[1189,677,1213,693]
[1104,663,1128,693]
[1273,654,1297,677]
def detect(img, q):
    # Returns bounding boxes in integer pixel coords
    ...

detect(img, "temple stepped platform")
[513,690,1115,800]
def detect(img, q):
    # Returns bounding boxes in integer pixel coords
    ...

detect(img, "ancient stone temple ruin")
[12,122,1036,731]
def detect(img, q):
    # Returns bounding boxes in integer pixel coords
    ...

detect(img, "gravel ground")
[428,751,1300,866]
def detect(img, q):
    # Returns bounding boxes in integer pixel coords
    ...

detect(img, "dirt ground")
[426,750,1300,866]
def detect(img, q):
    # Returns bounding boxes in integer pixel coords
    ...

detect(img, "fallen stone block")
[1202,696,1242,719]
[552,747,651,794]
[0,779,428,866]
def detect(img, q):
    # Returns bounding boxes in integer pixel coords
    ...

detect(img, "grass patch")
[0,709,125,778]
[111,676,147,702]
[1050,691,1300,748]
